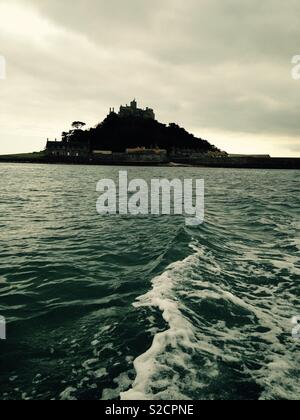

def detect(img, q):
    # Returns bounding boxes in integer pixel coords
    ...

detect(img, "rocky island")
[1,100,299,169]
[45,99,223,165]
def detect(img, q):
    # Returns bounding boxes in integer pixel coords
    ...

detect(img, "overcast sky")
[0,0,299,156]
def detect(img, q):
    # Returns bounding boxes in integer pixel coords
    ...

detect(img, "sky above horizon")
[0,0,300,157]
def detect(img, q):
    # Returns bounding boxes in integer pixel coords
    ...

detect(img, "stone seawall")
[0,154,299,169]
[171,157,300,170]
[92,152,169,164]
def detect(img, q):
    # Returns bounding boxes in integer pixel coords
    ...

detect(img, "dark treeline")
[61,113,219,153]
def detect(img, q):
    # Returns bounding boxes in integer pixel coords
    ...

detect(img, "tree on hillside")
[64,114,220,153]
[71,121,86,130]
[61,131,70,143]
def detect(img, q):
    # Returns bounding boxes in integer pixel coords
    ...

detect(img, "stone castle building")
[111,99,155,120]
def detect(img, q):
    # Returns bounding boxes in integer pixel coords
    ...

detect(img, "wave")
[121,249,200,400]
[121,238,300,400]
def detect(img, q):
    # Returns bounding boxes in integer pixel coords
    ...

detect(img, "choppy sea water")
[0,163,299,400]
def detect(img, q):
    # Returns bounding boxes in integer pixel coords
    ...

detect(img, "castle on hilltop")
[110,99,155,120]
[44,99,224,163]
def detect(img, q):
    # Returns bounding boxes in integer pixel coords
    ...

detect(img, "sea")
[0,163,299,400]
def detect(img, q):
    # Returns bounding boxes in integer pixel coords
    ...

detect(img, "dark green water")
[0,163,299,400]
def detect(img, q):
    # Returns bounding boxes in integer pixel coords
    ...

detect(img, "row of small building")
[45,141,169,163]
[45,140,230,163]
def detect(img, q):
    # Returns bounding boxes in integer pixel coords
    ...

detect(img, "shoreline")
[0,155,300,170]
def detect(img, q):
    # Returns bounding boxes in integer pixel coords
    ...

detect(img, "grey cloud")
[24,0,300,64]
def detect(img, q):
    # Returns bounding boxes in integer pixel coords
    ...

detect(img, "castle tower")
[130,99,137,110]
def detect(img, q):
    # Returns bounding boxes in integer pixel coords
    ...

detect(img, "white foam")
[59,387,77,401]
[94,368,107,379]
[121,240,300,401]
[121,252,201,400]
[102,371,133,401]
[120,246,248,400]
[82,358,98,370]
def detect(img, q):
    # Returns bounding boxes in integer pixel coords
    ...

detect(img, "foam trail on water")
[121,249,200,400]
[121,237,300,401]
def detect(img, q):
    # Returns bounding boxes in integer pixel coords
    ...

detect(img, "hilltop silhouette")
[59,100,220,154]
